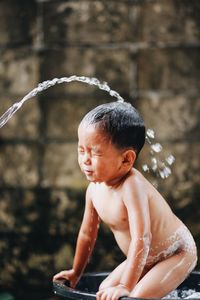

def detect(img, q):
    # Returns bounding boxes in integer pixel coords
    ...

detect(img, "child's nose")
[83,152,91,165]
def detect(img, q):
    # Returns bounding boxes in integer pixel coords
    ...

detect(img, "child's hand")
[96,285,130,300]
[53,269,79,288]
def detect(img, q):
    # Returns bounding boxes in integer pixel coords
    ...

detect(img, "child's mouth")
[84,169,93,175]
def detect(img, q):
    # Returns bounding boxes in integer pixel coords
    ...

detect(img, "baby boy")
[53,102,197,299]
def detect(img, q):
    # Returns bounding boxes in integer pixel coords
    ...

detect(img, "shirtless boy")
[53,102,197,299]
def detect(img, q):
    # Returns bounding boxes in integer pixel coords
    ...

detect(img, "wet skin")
[53,123,197,300]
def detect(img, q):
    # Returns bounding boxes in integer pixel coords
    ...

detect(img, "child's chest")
[92,185,129,231]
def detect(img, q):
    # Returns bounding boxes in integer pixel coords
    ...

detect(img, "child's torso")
[91,170,194,265]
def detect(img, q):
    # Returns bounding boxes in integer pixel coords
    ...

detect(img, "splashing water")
[164,289,200,299]
[144,155,174,180]
[0,76,124,128]
[143,128,175,179]
[0,75,175,179]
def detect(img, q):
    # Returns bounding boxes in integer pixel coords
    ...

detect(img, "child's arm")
[72,184,100,283]
[96,178,151,300]
[119,178,151,291]
[53,183,100,287]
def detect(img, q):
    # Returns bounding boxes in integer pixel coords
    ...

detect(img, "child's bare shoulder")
[86,182,96,199]
[124,168,148,189]
[122,168,149,200]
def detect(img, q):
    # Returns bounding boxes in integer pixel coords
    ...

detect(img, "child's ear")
[122,150,136,168]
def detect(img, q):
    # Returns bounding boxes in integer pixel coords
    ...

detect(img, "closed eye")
[91,150,103,156]
[78,147,85,154]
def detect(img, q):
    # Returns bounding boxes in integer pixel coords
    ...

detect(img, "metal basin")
[53,271,200,300]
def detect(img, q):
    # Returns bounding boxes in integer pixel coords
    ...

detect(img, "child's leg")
[99,260,150,290]
[130,249,197,299]
[99,260,126,290]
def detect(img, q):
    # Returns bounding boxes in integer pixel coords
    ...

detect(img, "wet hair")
[81,102,146,157]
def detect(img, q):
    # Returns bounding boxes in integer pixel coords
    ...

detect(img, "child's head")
[80,101,145,158]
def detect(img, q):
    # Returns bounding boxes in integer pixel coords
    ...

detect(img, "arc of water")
[0,75,174,179]
[0,76,124,129]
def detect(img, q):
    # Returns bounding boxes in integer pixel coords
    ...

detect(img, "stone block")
[45,97,110,140]
[53,243,73,271]
[42,142,87,188]
[0,191,15,232]
[0,187,84,236]
[43,1,138,44]
[139,0,200,43]
[0,144,39,187]
[47,188,84,237]
[0,234,53,286]
[0,96,40,139]
[138,48,200,91]
[0,189,36,233]
[0,48,39,95]
[138,93,200,141]
[0,186,84,285]
[40,48,131,96]
[0,0,36,46]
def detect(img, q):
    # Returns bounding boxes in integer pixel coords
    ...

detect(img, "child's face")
[78,122,125,185]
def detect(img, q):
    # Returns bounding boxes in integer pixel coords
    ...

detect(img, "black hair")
[81,102,146,157]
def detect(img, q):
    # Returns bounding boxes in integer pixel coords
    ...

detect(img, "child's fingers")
[97,286,128,300]
[96,290,103,300]
[53,271,69,281]
[96,289,111,300]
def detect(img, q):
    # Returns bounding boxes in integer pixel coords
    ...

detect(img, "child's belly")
[146,225,196,267]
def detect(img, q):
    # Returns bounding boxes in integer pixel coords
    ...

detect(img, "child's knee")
[175,248,197,277]
[186,249,198,273]
[192,246,198,266]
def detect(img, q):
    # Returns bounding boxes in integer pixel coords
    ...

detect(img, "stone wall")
[0,0,199,297]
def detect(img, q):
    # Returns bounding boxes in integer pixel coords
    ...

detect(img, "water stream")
[0,75,175,179]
